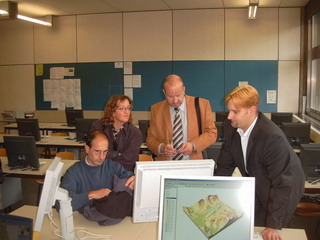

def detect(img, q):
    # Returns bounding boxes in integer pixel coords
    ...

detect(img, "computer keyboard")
[39,161,46,165]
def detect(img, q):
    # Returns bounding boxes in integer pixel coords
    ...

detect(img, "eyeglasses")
[92,149,109,155]
[116,106,132,112]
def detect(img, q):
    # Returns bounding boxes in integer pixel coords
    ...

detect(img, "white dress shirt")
[237,116,258,172]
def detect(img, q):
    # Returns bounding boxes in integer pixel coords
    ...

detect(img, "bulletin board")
[35,60,278,112]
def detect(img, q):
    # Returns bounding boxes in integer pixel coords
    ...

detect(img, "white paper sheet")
[124,88,133,100]
[132,75,141,88]
[124,62,132,74]
[124,75,133,87]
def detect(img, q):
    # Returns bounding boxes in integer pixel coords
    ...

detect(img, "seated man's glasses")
[92,149,109,156]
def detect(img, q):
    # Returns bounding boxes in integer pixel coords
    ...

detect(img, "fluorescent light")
[0,1,52,27]
[248,5,258,19]
[0,9,8,15]
[17,14,52,27]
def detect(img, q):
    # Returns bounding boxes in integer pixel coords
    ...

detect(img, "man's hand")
[261,227,282,240]
[163,143,176,157]
[125,176,135,190]
[178,141,194,155]
[88,188,111,200]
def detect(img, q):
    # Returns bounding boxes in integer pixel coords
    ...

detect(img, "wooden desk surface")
[11,205,307,240]
[1,157,78,178]
[0,134,84,148]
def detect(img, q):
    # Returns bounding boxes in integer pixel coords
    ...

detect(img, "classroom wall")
[0,8,301,121]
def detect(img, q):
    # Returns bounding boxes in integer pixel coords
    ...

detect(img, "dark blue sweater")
[60,159,133,212]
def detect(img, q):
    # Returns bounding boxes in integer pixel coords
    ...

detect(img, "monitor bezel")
[271,112,293,126]
[16,118,41,142]
[215,112,229,122]
[4,135,40,170]
[158,175,255,240]
[133,159,215,223]
[65,109,84,127]
[75,118,98,142]
[280,122,311,147]
[300,144,320,181]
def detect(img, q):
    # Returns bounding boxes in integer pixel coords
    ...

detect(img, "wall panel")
[225,8,278,60]
[77,13,123,62]
[173,9,225,60]
[0,20,34,65]
[34,16,77,64]
[123,11,172,61]
[0,65,35,112]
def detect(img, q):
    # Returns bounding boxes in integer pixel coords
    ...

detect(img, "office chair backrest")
[0,148,7,157]
[139,154,153,161]
[138,120,150,143]
[56,152,76,160]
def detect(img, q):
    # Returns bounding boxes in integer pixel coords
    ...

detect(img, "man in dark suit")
[216,85,305,240]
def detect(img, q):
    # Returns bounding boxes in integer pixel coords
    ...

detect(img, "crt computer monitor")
[299,144,320,181]
[34,157,74,239]
[215,112,228,122]
[158,175,255,240]
[4,136,40,170]
[271,112,293,126]
[16,118,41,141]
[133,160,215,223]
[138,120,150,143]
[65,109,84,127]
[280,122,311,148]
[75,118,98,142]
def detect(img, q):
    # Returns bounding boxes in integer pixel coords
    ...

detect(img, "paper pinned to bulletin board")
[43,79,82,110]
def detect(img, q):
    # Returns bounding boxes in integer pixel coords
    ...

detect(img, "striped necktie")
[172,108,183,160]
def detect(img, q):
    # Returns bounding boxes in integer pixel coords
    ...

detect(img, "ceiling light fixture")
[0,1,52,27]
[248,0,259,20]
[17,14,52,27]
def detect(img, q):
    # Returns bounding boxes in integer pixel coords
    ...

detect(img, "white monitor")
[158,175,255,240]
[133,160,215,223]
[34,157,74,240]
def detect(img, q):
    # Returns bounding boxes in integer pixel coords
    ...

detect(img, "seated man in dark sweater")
[60,130,135,212]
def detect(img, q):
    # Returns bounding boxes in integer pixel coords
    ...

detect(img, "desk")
[11,205,307,240]
[0,135,84,147]
[37,136,85,158]
[304,181,320,194]
[4,122,75,134]
[1,157,78,179]
[37,136,85,148]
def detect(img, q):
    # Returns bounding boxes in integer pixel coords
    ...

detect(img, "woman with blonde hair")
[90,95,142,172]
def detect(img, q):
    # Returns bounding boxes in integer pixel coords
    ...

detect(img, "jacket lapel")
[234,131,247,175]
[246,113,261,173]
[163,101,173,139]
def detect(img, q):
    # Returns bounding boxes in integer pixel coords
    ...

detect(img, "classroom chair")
[0,148,7,157]
[138,154,153,161]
